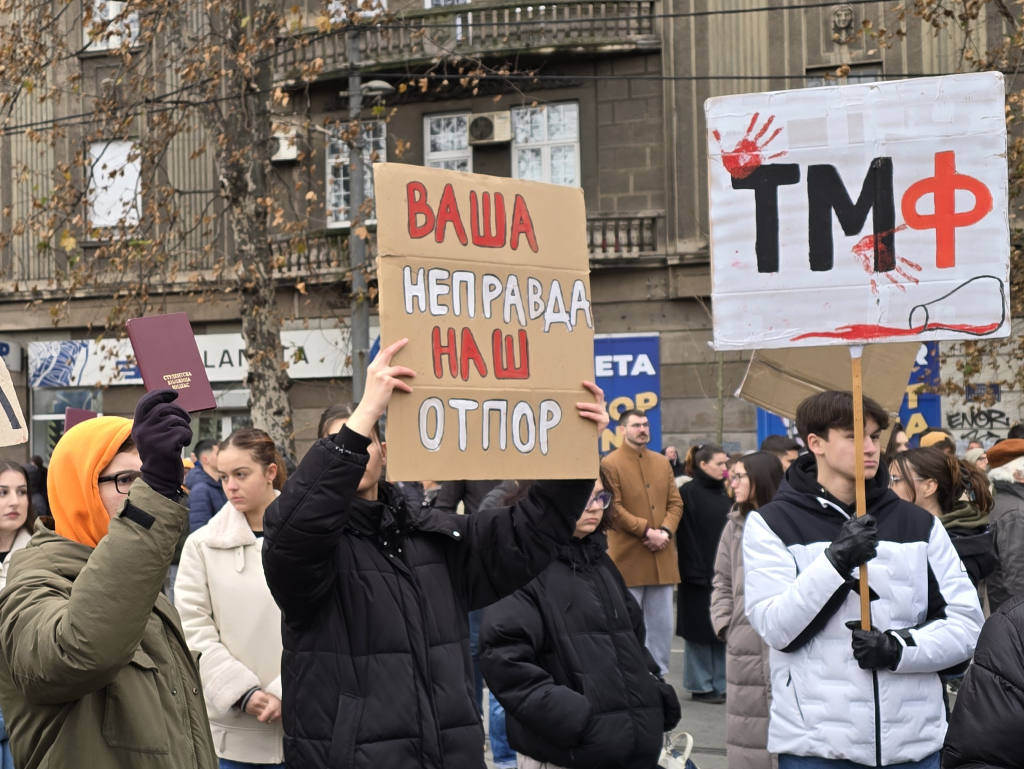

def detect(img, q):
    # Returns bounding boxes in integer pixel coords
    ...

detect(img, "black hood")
[775,451,895,517]
[347,481,410,543]
[692,464,727,492]
[556,530,607,568]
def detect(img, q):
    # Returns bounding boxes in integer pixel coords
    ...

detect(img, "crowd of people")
[0,350,1023,769]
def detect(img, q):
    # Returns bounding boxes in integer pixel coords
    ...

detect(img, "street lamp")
[345,48,395,400]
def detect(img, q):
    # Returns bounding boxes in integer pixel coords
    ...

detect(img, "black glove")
[845,621,903,670]
[132,389,192,498]
[824,514,878,574]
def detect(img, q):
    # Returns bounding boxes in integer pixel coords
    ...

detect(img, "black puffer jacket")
[943,595,1024,769]
[677,467,731,586]
[479,532,681,769]
[262,427,592,769]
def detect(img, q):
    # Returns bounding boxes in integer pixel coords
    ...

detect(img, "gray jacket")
[987,480,1024,612]
[710,507,774,769]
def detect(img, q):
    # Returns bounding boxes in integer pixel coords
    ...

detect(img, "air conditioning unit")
[467,112,512,146]
[270,126,299,163]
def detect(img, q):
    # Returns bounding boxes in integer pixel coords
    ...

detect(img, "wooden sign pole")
[850,344,871,631]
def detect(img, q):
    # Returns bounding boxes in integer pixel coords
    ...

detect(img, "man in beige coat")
[602,409,683,674]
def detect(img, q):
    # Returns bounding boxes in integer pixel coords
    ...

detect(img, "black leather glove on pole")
[824,514,878,575]
[132,389,193,499]
[846,621,904,670]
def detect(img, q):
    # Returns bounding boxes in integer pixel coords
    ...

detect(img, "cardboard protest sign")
[736,342,919,419]
[64,407,98,432]
[374,163,596,481]
[0,361,27,447]
[707,72,1010,351]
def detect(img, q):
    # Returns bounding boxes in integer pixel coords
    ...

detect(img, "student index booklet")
[126,312,216,412]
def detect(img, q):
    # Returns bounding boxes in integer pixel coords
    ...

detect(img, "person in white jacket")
[743,391,983,769]
[0,461,35,769]
[0,461,35,590]
[175,429,287,769]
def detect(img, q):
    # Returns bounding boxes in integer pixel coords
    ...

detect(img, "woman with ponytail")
[676,443,732,702]
[175,428,287,769]
[888,446,997,589]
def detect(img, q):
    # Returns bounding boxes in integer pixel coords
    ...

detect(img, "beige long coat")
[710,507,775,769]
[174,498,284,764]
[602,444,683,586]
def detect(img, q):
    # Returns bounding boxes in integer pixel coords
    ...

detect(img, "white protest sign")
[0,360,27,446]
[706,72,1010,350]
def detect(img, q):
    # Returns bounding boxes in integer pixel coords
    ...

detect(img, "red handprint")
[712,113,785,179]
[851,224,921,295]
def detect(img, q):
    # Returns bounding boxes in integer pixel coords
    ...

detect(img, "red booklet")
[63,407,97,432]
[126,313,216,412]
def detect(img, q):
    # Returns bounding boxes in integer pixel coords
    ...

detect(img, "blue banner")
[594,334,660,455]
[899,342,941,447]
[756,408,797,448]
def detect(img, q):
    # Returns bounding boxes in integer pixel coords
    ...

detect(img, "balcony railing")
[271,232,355,276]
[274,212,664,274]
[278,0,659,77]
[0,212,663,297]
[587,211,661,260]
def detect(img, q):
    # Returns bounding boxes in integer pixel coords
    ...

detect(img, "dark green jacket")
[0,482,218,769]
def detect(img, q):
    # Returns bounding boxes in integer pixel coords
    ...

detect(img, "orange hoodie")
[48,416,133,548]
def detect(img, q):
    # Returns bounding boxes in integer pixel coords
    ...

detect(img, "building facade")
[0,0,1010,464]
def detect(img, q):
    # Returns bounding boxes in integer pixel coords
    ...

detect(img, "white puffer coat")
[742,454,983,766]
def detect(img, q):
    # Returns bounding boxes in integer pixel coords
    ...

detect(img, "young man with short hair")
[602,408,683,676]
[743,390,983,769]
[186,438,227,532]
[760,434,801,471]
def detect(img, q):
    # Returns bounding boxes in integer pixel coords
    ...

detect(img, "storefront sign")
[28,327,363,388]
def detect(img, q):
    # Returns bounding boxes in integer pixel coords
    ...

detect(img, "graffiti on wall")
[945,404,1011,444]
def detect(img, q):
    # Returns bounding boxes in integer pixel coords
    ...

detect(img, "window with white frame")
[87,139,141,230]
[83,0,140,51]
[511,102,580,187]
[326,120,386,228]
[424,113,472,172]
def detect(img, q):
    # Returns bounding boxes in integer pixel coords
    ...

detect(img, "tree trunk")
[203,0,294,456]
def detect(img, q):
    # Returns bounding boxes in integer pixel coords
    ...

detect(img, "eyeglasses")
[729,472,749,482]
[890,475,925,486]
[97,470,143,494]
[587,491,613,509]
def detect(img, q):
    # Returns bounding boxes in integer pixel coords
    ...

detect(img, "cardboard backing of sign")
[126,313,216,412]
[706,72,1009,351]
[64,407,99,432]
[736,343,920,420]
[374,162,596,481]
[0,361,27,447]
